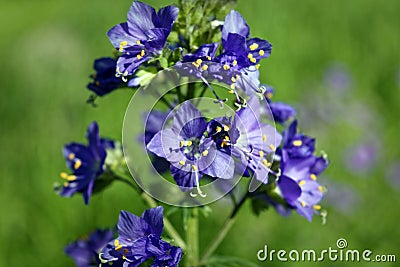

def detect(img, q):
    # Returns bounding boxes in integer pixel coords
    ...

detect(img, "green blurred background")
[0,0,399,266]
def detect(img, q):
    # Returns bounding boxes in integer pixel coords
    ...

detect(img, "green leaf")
[206,255,259,267]
[158,57,169,69]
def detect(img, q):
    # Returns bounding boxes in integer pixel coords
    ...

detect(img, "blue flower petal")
[127,1,157,40]
[142,206,164,237]
[222,10,250,42]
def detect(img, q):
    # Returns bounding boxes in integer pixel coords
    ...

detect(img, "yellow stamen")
[262,159,271,167]
[318,186,324,192]
[250,57,256,63]
[231,76,237,83]
[232,60,237,66]
[259,151,265,158]
[221,141,229,147]
[228,90,234,94]
[68,175,76,181]
[313,205,321,210]
[266,92,273,99]
[136,54,142,60]
[293,140,303,146]
[187,141,193,146]
[259,50,265,56]
[249,43,259,50]
[122,255,127,260]
[180,141,184,147]
[202,150,209,156]
[119,41,128,52]
[196,58,202,65]
[256,64,261,69]
[191,165,197,171]
[74,159,82,170]
[136,40,141,45]
[68,153,75,160]
[63,182,69,187]
[192,62,200,68]
[206,56,211,60]
[179,160,185,166]
[262,134,267,142]
[60,172,68,179]
[301,201,306,207]
[223,64,230,70]
[216,126,222,133]
[230,83,235,90]
[224,136,230,141]
[140,49,145,56]
[247,53,253,59]
[223,125,230,131]
[202,65,208,71]
[298,180,306,186]
[269,144,276,151]
[310,174,317,181]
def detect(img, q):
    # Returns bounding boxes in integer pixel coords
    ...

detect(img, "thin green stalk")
[176,85,184,103]
[114,175,186,250]
[186,82,196,100]
[199,192,250,265]
[185,207,199,266]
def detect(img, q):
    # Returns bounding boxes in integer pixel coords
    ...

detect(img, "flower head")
[65,229,114,267]
[108,1,179,79]
[147,101,234,195]
[87,58,124,96]
[58,122,111,204]
[99,207,182,267]
[277,151,327,221]
[217,10,272,71]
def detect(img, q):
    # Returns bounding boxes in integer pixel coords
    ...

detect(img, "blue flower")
[216,10,272,71]
[59,122,111,204]
[87,58,124,96]
[147,101,234,195]
[65,229,114,267]
[269,102,297,124]
[107,1,179,79]
[99,207,182,267]
[276,151,327,221]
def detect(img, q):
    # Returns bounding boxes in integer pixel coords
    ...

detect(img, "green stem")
[186,82,196,100]
[114,175,186,250]
[176,85,184,103]
[199,192,250,265]
[185,207,199,266]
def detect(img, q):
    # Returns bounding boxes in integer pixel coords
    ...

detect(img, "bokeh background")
[0,0,399,266]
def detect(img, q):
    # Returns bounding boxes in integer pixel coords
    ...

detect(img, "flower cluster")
[58,1,331,266]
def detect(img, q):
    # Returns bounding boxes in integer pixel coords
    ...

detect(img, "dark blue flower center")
[180,138,202,161]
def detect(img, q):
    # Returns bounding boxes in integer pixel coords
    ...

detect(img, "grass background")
[0,0,399,266]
